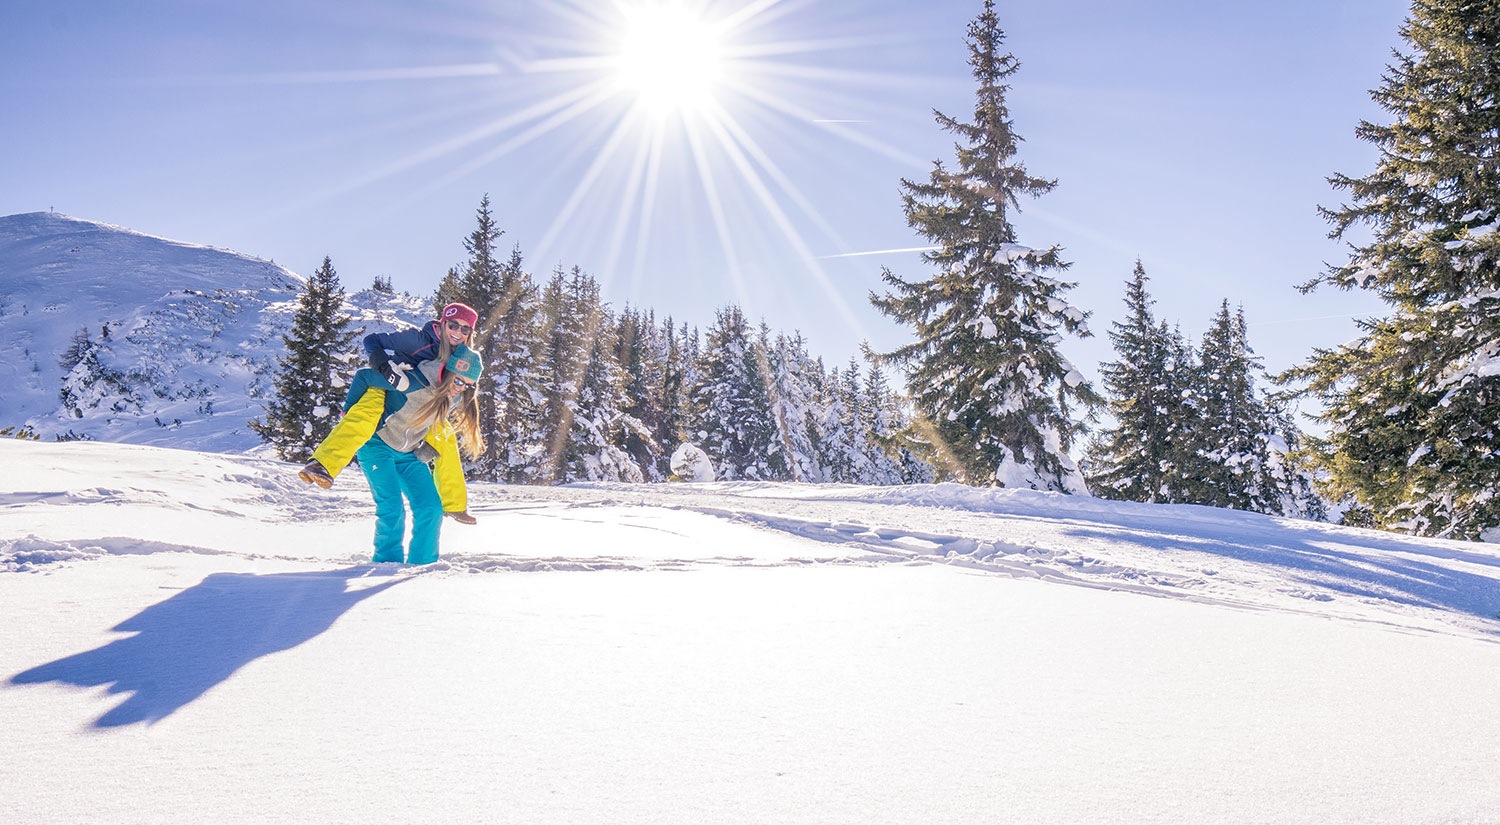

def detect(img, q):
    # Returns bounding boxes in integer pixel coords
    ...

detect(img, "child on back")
[298,302,479,487]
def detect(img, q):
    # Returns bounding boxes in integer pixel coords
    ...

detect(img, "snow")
[669,442,716,482]
[6,447,1500,821]
[0,212,429,449]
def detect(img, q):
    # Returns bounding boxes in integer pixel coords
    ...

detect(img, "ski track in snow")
[5,441,1500,641]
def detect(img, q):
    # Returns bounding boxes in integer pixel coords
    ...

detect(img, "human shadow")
[10,567,405,727]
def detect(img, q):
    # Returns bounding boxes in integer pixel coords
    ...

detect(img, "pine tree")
[862,360,910,485]
[432,266,464,318]
[1282,0,1500,539]
[869,0,1097,492]
[563,285,643,482]
[1087,262,1185,502]
[479,245,542,483]
[815,364,862,484]
[768,332,825,483]
[251,256,360,462]
[690,305,786,480]
[657,317,694,476]
[1187,302,1281,513]
[616,306,668,480]
[57,327,135,419]
[534,267,584,484]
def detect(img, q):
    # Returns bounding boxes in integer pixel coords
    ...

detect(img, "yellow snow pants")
[308,388,467,513]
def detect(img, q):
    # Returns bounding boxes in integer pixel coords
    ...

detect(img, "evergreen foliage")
[250,256,359,462]
[689,305,786,481]
[1087,262,1187,502]
[1282,0,1500,539]
[869,0,1097,492]
[1088,266,1326,519]
[1187,302,1281,513]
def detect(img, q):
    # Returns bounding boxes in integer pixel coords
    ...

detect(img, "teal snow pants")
[356,438,443,565]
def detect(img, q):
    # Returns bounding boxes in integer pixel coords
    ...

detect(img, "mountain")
[0,212,429,451]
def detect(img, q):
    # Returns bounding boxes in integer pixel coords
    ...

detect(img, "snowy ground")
[3,440,1500,824]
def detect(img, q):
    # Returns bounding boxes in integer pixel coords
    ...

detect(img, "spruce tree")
[690,305,786,480]
[479,245,542,483]
[563,284,642,482]
[1088,262,1183,502]
[769,332,825,483]
[616,306,668,480]
[862,360,912,486]
[534,267,584,484]
[657,317,693,475]
[1282,0,1500,539]
[251,256,359,462]
[869,0,1097,492]
[1187,302,1281,513]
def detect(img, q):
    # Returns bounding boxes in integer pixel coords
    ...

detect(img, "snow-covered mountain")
[0,212,429,451]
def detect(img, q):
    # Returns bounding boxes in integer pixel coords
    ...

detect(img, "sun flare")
[614,4,725,113]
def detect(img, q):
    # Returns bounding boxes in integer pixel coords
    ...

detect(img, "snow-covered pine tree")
[1281,0,1500,539]
[562,278,643,482]
[57,327,135,419]
[839,356,877,483]
[689,305,787,480]
[815,364,862,484]
[869,0,1097,492]
[432,266,464,318]
[479,245,542,483]
[1087,261,1186,503]
[534,267,583,484]
[657,317,694,477]
[769,332,825,483]
[615,306,668,480]
[452,194,510,479]
[1186,302,1282,513]
[862,359,911,485]
[250,256,359,462]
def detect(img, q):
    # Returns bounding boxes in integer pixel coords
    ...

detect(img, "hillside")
[3,439,1500,824]
[0,212,428,450]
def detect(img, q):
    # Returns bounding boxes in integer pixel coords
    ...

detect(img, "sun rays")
[231,1,938,348]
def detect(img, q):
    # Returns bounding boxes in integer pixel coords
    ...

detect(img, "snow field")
[3,440,1500,823]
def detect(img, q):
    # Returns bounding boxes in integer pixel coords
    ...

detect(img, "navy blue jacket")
[363,321,443,373]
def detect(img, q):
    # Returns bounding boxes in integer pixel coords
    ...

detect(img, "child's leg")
[393,452,444,565]
[310,388,386,479]
[356,440,407,563]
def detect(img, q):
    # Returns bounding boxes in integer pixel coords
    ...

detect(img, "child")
[298,302,479,487]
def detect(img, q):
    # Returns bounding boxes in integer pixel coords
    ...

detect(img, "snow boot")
[298,460,334,488]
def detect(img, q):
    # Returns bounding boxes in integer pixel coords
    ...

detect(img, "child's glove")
[384,361,413,392]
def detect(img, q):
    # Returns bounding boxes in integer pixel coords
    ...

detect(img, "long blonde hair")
[408,371,485,459]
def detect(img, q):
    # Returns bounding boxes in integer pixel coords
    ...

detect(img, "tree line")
[253,198,936,486]
[254,0,1499,541]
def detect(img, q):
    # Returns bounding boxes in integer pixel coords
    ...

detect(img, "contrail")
[815,246,940,259]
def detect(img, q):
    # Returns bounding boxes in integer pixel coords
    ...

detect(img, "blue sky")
[1,0,1408,400]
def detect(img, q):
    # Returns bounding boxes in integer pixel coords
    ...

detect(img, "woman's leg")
[392,451,444,565]
[310,388,387,480]
[356,440,408,563]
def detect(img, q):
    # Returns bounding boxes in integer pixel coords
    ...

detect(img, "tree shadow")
[9,567,406,727]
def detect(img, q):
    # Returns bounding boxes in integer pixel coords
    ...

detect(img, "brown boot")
[298,460,334,488]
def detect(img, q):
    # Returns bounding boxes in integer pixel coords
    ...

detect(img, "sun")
[613,3,725,114]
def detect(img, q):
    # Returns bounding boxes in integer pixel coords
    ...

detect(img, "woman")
[299,302,479,487]
[339,343,485,564]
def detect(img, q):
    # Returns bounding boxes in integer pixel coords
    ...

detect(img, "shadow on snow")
[9,567,405,728]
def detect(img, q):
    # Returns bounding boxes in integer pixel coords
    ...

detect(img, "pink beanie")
[441,302,479,329]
